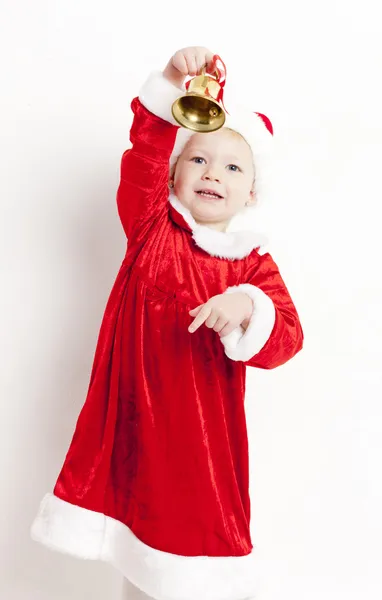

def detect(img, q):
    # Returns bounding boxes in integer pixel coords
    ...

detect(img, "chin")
[192,208,227,223]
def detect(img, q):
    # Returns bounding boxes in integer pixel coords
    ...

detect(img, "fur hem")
[31,493,262,600]
[220,284,276,361]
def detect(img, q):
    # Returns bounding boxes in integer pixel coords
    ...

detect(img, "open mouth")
[195,190,224,200]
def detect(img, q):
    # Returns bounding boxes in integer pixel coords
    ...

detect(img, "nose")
[202,171,220,183]
[202,163,221,183]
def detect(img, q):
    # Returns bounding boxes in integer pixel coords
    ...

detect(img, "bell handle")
[199,65,220,81]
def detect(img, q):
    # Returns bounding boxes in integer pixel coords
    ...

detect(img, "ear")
[169,160,178,186]
[172,158,179,177]
[246,189,257,207]
[168,167,175,188]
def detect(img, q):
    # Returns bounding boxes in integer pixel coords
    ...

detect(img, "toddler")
[31,46,304,600]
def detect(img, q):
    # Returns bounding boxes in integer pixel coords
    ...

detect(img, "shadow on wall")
[7,167,125,599]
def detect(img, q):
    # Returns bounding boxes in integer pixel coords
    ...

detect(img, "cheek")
[175,165,197,188]
[232,174,253,194]
[227,179,246,195]
[226,180,252,205]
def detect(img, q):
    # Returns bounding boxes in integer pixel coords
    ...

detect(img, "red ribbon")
[211,56,274,134]
[212,54,229,114]
[185,54,229,115]
[184,55,274,135]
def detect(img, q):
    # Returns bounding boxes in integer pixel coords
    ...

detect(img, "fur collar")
[168,191,268,260]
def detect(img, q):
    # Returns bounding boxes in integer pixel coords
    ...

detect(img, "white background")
[1,1,381,599]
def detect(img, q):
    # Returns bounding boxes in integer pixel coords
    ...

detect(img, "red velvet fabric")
[54,98,303,557]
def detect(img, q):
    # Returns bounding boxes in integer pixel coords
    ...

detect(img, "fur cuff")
[220,284,276,362]
[139,71,184,126]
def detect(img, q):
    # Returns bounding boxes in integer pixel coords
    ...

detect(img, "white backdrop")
[1,1,381,599]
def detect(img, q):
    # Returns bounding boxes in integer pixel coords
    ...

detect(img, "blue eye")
[191,157,206,164]
[227,164,240,172]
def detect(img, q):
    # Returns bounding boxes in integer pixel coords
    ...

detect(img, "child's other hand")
[188,293,253,338]
[163,47,215,88]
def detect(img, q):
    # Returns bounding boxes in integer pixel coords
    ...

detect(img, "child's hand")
[163,46,215,88]
[188,293,253,338]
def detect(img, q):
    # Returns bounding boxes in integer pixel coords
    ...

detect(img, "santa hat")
[139,63,274,234]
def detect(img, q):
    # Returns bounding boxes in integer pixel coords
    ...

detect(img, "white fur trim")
[138,70,185,126]
[31,493,262,600]
[225,105,273,210]
[138,71,196,169]
[220,284,276,361]
[169,191,268,259]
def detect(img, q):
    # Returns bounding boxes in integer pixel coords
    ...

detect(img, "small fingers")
[174,47,216,77]
[209,317,228,333]
[205,51,216,75]
[205,312,219,329]
[213,317,229,333]
[185,53,198,76]
[195,48,211,74]
[184,47,215,76]
[196,48,215,75]
[188,305,211,333]
[172,51,189,76]
[219,322,238,338]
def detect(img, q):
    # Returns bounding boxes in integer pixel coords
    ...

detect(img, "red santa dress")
[31,71,304,600]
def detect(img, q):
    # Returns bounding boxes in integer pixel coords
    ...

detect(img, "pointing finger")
[188,305,211,333]
[189,305,203,317]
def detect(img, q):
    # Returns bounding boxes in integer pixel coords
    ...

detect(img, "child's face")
[172,128,256,231]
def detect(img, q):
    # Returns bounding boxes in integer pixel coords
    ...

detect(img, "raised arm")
[116,75,180,241]
[116,47,216,243]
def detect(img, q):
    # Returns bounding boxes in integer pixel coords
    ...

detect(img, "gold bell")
[172,67,226,133]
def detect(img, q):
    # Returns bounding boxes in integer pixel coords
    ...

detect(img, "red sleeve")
[221,251,304,369]
[116,96,179,241]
